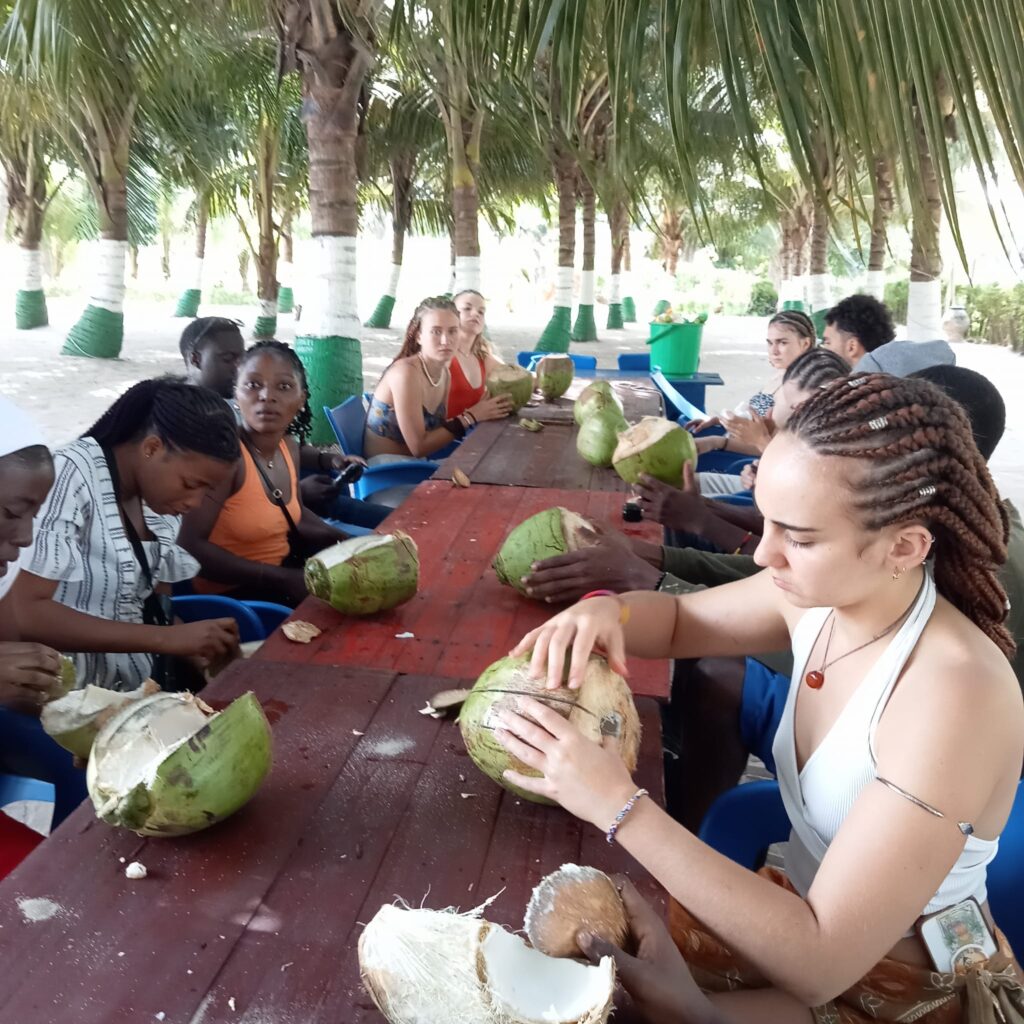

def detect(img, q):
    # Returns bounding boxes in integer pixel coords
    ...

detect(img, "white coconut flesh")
[359,903,614,1024]
[314,532,392,568]
[612,416,679,461]
[41,681,160,758]
[91,696,212,802]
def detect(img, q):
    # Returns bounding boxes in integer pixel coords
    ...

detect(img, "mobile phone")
[622,501,642,523]
[917,897,997,973]
[338,462,364,486]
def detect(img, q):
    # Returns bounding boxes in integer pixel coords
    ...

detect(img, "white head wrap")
[0,395,49,600]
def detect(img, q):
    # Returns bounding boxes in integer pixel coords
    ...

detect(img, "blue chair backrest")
[171,595,266,644]
[324,396,368,459]
[988,779,1024,950]
[0,772,55,809]
[698,779,789,871]
[517,351,536,368]
[651,369,706,422]
[701,777,1024,951]
[527,353,598,373]
[242,601,293,637]
[618,352,650,371]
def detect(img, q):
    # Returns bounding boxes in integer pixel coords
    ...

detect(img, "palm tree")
[1,0,218,357]
[274,0,382,444]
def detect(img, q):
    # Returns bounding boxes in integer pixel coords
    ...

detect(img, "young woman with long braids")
[13,380,242,692]
[181,340,352,607]
[496,373,1023,1022]
[447,289,511,419]
[363,296,512,462]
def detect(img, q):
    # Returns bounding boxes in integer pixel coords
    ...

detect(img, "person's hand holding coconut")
[0,641,66,714]
[635,462,709,534]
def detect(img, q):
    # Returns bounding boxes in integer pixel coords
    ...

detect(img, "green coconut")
[573,381,621,426]
[535,355,574,402]
[492,507,596,596]
[486,364,534,411]
[576,407,628,467]
[612,416,697,486]
[87,691,271,836]
[55,656,76,698]
[41,680,160,760]
[305,532,419,615]
[459,653,641,804]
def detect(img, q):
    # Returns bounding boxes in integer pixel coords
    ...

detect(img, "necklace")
[804,584,921,690]
[418,354,447,389]
[245,436,276,471]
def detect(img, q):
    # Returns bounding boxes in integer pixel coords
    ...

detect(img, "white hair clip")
[869,416,889,430]
[918,484,936,498]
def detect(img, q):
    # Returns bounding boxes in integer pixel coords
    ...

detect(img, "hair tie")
[918,484,936,498]
[868,416,888,430]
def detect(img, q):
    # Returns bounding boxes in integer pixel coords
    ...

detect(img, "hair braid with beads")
[784,373,1014,660]
[238,340,314,445]
[84,378,240,462]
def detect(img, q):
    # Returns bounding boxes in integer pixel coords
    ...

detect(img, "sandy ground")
[0,296,1021,507]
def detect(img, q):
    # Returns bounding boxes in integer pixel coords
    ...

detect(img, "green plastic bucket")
[647,321,702,375]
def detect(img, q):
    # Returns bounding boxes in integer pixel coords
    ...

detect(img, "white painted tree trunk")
[454,256,481,294]
[778,278,802,303]
[304,236,360,341]
[807,273,831,312]
[92,239,128,313]
[554,265,573,309]
[864,270,886,300]
[906,279,943,341]
[386,263,401,298]
[21,248,42,292]
[579,270,595,306]
[608,273,621,303]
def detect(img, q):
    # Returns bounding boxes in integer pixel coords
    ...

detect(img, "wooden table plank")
[432,376,664,491]
[0,661,397,1024]
[256,483,671,701]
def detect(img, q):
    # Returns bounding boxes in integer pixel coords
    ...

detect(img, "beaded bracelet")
[606,787,649,844]
[731,531,753,556]
[580,590,631,625]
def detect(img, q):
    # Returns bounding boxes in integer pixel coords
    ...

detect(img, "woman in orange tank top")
[447,289,515,421]
[181,341,350,606]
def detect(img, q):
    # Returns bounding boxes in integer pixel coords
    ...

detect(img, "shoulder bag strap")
[242,437,301,538]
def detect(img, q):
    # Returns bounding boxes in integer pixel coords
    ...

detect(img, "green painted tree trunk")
[572,177,597,342]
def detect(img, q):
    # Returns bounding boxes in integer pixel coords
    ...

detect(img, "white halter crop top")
[771,570,999,916]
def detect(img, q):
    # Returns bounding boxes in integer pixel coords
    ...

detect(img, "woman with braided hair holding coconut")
[495,373,1023,1022]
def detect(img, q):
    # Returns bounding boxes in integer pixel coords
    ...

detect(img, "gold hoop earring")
[892,566,904,581]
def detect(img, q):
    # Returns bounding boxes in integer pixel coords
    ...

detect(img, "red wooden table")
[257,482,671,700]
[432,376,664,491]
[0,659,665,1023]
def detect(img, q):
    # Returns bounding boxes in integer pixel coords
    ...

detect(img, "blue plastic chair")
[171,595,265,644]
[700,778,1024,952]
[516,351,535,368]
[323,398,441,503]
[618,352,650,372]
[0,773,55,809]
[717,491,756,507]
[242,600,293,637]
[698,779,790,871]
[651,369,708,423]
[526,353,598,373]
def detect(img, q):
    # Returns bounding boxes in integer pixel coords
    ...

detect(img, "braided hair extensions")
[85,378,240,463]
[785,373,1013,659]
[238,340,314,445]
[782,347,852,390]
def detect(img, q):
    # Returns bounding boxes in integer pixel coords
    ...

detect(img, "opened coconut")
[535,355,574,401]
[576,407,627,467]
[573,382,622,426]
[486,364,534,411]
[525,864,629,958]
[87,691,271,836]
[459,653,641,804]
[305,532,418,615]
[612,416,697,485]
[42,680,160,759]
[493,507,596,596]
[360,901,614,1024]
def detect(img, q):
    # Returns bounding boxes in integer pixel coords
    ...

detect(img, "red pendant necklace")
[804,595,918,690]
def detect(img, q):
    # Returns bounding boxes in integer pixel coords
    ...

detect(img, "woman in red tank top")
[447,290,515,422]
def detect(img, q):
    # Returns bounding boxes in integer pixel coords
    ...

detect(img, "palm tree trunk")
[290,32,369,445]
[277,208,295,314]
[865,157,894,299]
[621,228,636,322]
[448,106,483,293]
[907,108,943,340]
[64,97,135,359]
[174,190,208,317]
[572,175,597,342]
[537,141,576,353]
[366,152,414,329]
[808,192,830,335]
[252,129,280,339]
[606,199,627,329]
[11,132,49,329]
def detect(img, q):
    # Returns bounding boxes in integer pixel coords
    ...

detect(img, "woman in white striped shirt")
[13,380,243,691]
